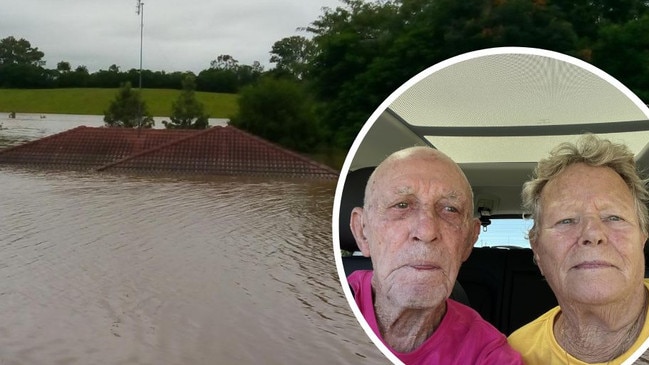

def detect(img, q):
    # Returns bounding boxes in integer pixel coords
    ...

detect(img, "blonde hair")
[522,134,649,242]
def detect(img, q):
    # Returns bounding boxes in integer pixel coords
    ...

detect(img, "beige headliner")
[346,48,649,215]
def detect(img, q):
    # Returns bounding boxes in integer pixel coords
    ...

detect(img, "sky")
[0,0,343,74]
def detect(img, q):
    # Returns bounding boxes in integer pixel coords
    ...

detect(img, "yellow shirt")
[508,281,649,365]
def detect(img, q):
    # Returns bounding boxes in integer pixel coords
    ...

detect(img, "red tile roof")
[0,126,339,179]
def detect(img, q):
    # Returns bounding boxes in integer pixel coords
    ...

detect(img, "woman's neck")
[555,287,648,363]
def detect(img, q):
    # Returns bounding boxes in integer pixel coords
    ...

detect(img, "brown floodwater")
[0,114,387,365]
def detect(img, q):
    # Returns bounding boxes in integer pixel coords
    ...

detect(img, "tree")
[196,68,239,92]
[270,36,315,79]
[550,0,649,41]
[56,61,71,72]
[591,13,649,101]
[163,74,209,129]
[305,0,580,148]
[58,64,90,88]
[305,0,402,147]
[0,36,49,87]
[210,54,239,70]
[103,82,154,128]
[235,62,264,87]
[0,36,45,66]
[90,66,126,88]
[236,61,264,88]
[230,76,322,152]
[0,62,51,88]
[197,56,264,92]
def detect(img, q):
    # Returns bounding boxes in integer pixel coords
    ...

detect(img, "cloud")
[0,0,341,73]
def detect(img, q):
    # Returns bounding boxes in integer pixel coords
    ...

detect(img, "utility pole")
[136,0,144,128]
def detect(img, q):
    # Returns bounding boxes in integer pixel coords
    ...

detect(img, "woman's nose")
[579,216,606,246]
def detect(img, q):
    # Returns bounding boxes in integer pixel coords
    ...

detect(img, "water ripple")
[0,166,386,365]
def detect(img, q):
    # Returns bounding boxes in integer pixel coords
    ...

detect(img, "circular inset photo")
[332,47,649,365]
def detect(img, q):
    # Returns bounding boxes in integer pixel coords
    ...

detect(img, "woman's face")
[533,163,647,306]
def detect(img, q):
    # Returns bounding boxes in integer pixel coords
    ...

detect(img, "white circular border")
[331,46,649,365]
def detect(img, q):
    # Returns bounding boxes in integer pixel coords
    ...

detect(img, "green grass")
[0,88,239,118]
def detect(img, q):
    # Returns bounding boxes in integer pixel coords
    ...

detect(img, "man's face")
[533,163,647,306]
[353,151,479,309]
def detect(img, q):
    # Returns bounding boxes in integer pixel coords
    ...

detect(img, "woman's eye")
[606,215,622,222]
[557,218,574,225]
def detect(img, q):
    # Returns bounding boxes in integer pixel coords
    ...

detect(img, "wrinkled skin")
[533,163,647,307]
[350,147,480,351]
[532,163,648,362]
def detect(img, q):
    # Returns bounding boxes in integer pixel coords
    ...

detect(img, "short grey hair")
[522,133,649,242]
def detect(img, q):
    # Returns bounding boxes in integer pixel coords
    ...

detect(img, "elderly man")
[508,134,649,364]
[347,146,522,364]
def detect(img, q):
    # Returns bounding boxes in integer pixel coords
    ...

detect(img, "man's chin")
[389,286,449,309]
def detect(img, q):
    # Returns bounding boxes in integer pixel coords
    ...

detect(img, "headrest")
[339,166,375,252]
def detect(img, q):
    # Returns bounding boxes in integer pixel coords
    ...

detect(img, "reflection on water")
[0,115,385,365]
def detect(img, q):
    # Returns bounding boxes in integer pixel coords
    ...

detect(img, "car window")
[475,218,532,248]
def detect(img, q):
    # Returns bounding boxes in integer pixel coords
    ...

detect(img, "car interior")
[334,48,649,336]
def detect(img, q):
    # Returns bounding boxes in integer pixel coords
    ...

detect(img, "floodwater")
[0,114,386,365]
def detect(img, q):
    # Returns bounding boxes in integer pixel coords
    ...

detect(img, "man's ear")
[462,218,481,262]
[350,207,370,257]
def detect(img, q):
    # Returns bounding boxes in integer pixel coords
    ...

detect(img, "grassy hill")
[0,88,239,118]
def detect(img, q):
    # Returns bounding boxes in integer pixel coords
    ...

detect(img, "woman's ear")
[533,251,544,276]
[527,227,545,276]
[350,207,370,257]
[530,237,545,276]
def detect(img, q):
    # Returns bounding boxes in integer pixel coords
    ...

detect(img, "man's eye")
[444,206,459,213]
[394,202,409,209]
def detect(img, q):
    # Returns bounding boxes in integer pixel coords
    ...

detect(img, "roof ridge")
[96,127,214,171]
[224,125,339,175]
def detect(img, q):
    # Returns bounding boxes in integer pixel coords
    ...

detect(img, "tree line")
[0,38,263,93]
[292,0,649,150]
[3,0,649,163]
[237,0,649,160]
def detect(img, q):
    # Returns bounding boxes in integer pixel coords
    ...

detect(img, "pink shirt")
[348,270,523,365]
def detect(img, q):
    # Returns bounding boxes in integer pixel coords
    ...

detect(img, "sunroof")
[422,133,649,164]
[386,48,649,165]
[389,51,648,128]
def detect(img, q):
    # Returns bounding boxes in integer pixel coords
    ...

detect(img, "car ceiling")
[346,48,649,216]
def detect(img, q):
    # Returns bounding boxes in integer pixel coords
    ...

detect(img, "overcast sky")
[0,0,343,73]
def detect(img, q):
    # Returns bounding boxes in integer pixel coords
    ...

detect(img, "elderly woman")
[508,134,649,364]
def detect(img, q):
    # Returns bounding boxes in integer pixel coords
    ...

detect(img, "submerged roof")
[0,125,339,179]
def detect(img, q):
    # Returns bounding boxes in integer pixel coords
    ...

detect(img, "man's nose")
[579,216,606,246]
[412,209,439,243]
